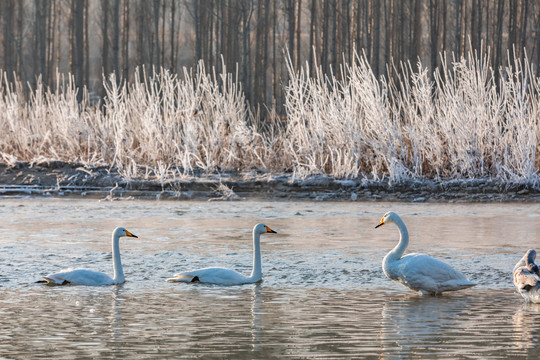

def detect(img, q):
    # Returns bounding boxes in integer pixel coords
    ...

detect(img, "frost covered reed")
[0,51,538,185]
[284,50,540,185]
[0,62,266,181]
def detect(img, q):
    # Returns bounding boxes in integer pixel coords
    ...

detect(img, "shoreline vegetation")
[0,50,539,201]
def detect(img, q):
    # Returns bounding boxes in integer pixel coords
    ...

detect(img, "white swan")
[375,211,476,295]
[513,249,540,303]
[166,223,277,285]
[41,227,138,286]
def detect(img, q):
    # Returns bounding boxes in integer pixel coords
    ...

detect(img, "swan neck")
[390,217,409,260]
[112,233,124,283]
[249,231,262,281]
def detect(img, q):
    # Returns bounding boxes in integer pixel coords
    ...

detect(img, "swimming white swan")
[375,211,476,295]
[513,249,540,303]
[166,223,277,285]
[41,227,138,286]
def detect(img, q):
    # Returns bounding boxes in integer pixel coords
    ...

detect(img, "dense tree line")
[1,0,539,115]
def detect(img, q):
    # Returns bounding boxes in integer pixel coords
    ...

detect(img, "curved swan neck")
[388,216,409,260]
[249,230,262,281]
[112,233,124,283]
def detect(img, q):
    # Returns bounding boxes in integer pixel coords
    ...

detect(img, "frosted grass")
[0,51,538,185]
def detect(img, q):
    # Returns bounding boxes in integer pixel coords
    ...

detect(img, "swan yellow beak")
[125,230,138,238]
[375,219,385,229]
[265,226,277,234]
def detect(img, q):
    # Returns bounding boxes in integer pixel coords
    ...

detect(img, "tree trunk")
[520,0,529,64]
[112,0,120,83]
[3,0,15,81]
[122,0,130,80]
[153,0,161,71]
[373,0,380,77]
[430,0,438,72]
[309,0,316,76]
[84,0,89,88]
[295,0,302,69]
[73,0,85,101]
[16,1,24,81]
[495,0,505,77]
[170,0,176,70]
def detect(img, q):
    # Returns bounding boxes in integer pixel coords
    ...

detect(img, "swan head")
[375,211,399,228]
[113,227,138,238]
[253,223,277,235]
[525,249,539,274]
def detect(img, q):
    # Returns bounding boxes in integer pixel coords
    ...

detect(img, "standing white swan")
[513,249,540,303]
[166,223,277,285]
[41,227,138,286]
[375,211,475,295]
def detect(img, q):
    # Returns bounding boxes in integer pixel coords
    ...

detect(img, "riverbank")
[0,161,538,202]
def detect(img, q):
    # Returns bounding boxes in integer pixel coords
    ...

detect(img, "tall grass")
[0,51,538,185]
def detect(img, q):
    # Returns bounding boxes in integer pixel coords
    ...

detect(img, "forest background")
[1,1,538,112]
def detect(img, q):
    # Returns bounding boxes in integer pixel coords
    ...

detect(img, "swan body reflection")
[41,227,138,286]
[376,211,475,295]
[513,249,540,303]
[166,224,277,285]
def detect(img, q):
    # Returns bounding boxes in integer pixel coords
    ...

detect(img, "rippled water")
[1,198,540,358]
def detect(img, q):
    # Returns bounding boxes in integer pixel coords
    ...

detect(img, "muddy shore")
[0,161,539,202]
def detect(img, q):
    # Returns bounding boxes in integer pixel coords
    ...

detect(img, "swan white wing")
[167,267,252,285]
[390,253,475,294]
[43,268,115,286]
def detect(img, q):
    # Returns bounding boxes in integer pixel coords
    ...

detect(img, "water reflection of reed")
[379,295,470,357]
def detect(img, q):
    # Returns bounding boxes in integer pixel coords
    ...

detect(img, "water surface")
[1,199,539,358]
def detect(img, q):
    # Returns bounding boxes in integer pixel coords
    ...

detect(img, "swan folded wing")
[43,269,115,286]
[168,267,251,285]
[514,268,540,291]
[397,254,475,293]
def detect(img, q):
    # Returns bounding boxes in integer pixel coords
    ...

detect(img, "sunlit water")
[1,198,540,358]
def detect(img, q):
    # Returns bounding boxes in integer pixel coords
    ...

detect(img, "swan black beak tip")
[375,223,384,229]
[265,226,277,234]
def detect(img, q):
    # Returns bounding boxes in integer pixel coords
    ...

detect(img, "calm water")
[1,198,540,358]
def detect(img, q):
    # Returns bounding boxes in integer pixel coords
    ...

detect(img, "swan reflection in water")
[250,284,263,354]
[379,294,470,357]
[512,302,540,350]
[108,286,125,355]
